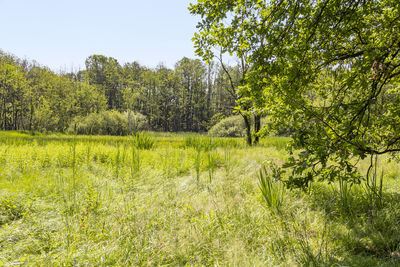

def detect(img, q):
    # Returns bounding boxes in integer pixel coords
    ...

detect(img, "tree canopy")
[190,0,400,187]
[0,51,238,134]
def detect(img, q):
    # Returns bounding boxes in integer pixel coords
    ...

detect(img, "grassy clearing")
[0,131,399,265]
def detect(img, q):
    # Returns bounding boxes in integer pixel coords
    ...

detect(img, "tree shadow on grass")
[307,183,400,266]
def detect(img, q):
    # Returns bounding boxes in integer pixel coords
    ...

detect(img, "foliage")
[206,112,225,130]
[208,115,245,137]
[68,110,128,136]
[85,55,123,110]
[0,52,107,132]
[123,110,149,134]
[83,55,236,133]
[190,0,400,188]
[0,51,239,134]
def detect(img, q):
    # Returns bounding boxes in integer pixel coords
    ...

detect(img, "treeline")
[0,51,238,133]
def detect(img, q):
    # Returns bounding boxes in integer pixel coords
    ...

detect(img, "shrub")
[102,110,128,135]
[123,110,149,134]
[68,110,129,135]
[208,115,246,137]
[206,113,226,130]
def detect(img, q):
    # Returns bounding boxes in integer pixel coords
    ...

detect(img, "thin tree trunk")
[206,64,213,119]
[242,113,252,146]
[29,101,34,131]
[254,114,261,145]
[3,98,6,130]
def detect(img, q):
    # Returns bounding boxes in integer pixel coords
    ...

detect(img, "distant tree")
[0,50,238,135]
[0,59,27,130]
[85,55,123,110]
[121,61,144,112]
[175,57,208,131]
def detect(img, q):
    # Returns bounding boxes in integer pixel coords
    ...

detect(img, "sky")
[0,0,200,71]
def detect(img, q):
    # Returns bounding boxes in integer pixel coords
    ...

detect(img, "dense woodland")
[0,51,240,133]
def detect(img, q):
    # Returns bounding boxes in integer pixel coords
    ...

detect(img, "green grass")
[0,131,400,265]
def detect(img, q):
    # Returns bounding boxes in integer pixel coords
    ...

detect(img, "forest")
[0,52,239,134]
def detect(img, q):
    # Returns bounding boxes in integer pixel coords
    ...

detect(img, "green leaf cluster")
[190,0,400,187]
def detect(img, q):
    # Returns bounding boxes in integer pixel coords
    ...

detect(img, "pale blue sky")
[0,0,199,71]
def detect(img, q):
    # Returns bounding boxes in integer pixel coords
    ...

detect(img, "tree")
[212,65,236,118]
[121,61,144,112]
[190,0,400,188]
[0,59,27,130]
[175,57,208,132]
[0,49,239,135]
[85,55,123,110]
[218,61,256,145]
[189,1,267,145]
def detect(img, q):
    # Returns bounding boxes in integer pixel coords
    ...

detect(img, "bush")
[208,115,246,137]
[123,110,149,134]
[68,110,129,135]
[206,113,226,130]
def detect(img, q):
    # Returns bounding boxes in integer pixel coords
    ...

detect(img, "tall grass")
[0,131,399,266]
[206,151,218,183]
[184,135,242,151]
[194,148,202,185]
[130,145,140,179]
[365,154,384,209]
[131,132,154,150]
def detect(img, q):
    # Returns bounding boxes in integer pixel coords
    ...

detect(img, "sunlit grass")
[0,131,399,265]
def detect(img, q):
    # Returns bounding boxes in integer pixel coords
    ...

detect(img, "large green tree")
[190,0,400,187]
[189,0,266,145]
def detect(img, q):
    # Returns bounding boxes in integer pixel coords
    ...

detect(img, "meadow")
[1,131,400,266]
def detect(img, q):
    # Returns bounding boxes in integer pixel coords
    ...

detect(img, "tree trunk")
[206,64,213,119]
[242,114,252,146]
[3,98,6,130]
[254,114,261,145]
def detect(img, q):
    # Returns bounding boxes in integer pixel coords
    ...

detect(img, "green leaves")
[191,0,400,189]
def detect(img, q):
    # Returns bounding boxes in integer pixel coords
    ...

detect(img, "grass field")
[1,131,400,266]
